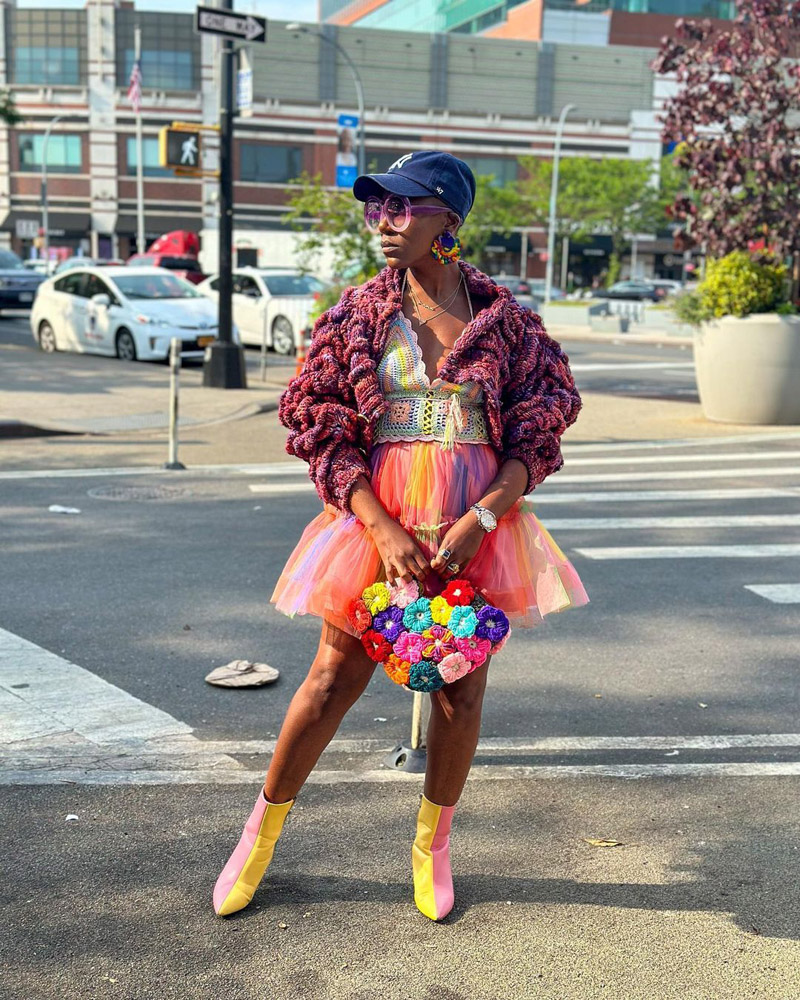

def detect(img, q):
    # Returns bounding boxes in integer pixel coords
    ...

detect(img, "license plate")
[197,335,214,347]
[19,293,33,303]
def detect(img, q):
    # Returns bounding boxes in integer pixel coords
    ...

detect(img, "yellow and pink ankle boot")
[412,793,456,921]
[212,789,294,917]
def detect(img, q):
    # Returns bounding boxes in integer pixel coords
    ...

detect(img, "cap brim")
[353,172,435,203]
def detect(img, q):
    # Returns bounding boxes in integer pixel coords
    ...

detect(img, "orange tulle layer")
[270,440,588,639]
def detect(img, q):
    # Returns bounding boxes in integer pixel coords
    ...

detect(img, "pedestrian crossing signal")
[159,127,202,173]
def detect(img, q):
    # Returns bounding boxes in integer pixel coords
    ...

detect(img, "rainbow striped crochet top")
[374,312,489,450]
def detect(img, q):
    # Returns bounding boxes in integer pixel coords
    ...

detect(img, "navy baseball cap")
[353,151,476,222]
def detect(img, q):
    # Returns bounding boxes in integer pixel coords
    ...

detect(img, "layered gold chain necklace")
[405,270,464,323]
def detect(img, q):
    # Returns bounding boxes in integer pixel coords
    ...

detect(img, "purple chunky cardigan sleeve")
[498,309,581,494]
[277,289,371,511]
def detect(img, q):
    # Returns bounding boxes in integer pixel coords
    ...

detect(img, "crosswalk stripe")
[554,466,800,484]
[576,544,800,560]
[533,488,798,504]
[562,431,800,454]
[571,361,695,372]
[565,450,800,467]
[543,515,800,530]
[744,584,800,604]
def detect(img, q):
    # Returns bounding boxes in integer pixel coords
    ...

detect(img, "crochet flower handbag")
[346,577,511,692]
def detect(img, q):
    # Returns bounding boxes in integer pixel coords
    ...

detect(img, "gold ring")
[447,562,461,574]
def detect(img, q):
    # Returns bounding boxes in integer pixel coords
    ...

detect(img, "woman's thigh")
[306,618,378,696]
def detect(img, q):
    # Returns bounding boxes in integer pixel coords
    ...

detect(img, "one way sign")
[195,5,267,43]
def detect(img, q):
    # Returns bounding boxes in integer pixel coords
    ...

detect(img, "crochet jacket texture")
[277,261,582,512]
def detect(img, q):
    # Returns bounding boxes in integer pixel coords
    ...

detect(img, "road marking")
[744,584,800,604]
[571,362,695,372]
[533,488,799,504]
[0,627,193,744]
[542,515,800,530]
[250,481,314,494]
[576,544,800,560]
[564,450,800,467]
[553,466,800,485]
[562,431,800,454]
[5,761,800,786]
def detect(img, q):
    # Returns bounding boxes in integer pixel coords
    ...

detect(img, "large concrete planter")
[694,313,800,424]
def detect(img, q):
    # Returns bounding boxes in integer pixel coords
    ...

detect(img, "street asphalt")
[2,313,800,999]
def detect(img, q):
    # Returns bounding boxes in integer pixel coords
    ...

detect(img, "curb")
[0,400,280,439]
[550,327,694,348]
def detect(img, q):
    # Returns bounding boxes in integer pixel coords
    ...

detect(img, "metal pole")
[260,301,268,382]
[561,234,569,291]
[333,41,365,176]
[545,103,577,306]
[134,26,146,255]
[164,338,186,470]
[41,115,63,270]
[203,21,247,389]
[631,236,638,279]
[519,230,528,282]
[410,692,424,750]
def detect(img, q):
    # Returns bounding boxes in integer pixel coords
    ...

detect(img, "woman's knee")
[305,621,375,708]
[432,659,490,721]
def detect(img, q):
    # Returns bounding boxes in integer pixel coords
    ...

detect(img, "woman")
[212,151,588,921]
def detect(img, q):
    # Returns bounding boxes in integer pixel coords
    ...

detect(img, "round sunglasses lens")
[364,200,382,232]
[384,196,409,231]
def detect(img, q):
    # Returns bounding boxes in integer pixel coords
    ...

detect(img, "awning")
[1,211,92,238]
[116,214,203,237]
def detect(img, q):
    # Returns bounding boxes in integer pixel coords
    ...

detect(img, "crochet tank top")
[374,309,490,450]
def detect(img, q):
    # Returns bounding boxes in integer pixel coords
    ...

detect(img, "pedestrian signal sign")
[159,127,202,172]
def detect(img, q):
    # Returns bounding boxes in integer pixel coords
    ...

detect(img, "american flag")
[127,58,142,114]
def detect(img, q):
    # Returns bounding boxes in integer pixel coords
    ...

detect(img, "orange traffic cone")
[294,330,307,376]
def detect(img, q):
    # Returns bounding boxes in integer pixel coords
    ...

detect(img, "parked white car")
[31,266,237,361]
[197,268,327,353]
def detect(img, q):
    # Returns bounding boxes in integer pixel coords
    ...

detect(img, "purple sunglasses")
[364,194,453,234]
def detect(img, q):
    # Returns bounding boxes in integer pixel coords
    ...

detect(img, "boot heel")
[212,789,294,917]
[412,793,455,921]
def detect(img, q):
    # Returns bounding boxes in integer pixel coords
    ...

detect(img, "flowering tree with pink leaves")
[652,0,800,280]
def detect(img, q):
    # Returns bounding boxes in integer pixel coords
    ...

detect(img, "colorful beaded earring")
[430,230,461,265]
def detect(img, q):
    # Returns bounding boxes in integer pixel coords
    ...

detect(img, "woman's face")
[376,193,461,270]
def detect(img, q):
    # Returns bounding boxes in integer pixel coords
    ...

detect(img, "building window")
[464,156,518,188]
[239,144,303,184]
[121,50,194,92]
[126,137,173,178]
[19,134,82,173]
[15,46,81,85]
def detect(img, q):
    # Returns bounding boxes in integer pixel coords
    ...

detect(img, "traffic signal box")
[158,123,219,177]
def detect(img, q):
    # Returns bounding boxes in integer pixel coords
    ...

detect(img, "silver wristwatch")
[470,503,497,533]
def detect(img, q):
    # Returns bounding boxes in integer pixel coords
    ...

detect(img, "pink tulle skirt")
[270,440,588,640]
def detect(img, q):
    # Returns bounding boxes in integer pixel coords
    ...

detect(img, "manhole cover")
[87,485,192,502]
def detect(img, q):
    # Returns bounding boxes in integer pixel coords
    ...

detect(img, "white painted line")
[744,584,800,604]
[0,462,305,481]
[0,627,194,744]
[571,362,695,372]
[250,481,314,494]
[562,431,800,454]
[543,515,800,530]
[576,544,800,561]
[5,761,800,786]
[532,488,799,504]
[565,450,800,467]
[554,466,800,485]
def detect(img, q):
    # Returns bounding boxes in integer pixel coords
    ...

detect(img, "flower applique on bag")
[347,577,510,692]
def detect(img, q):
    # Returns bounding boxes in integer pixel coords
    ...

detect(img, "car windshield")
[113,273,201,300]
[263,274,325,296]
[0,250,26,270]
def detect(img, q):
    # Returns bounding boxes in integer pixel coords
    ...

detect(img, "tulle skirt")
[270,440,588,641]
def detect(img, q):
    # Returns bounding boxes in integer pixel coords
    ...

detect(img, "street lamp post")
[286,23,365,176]
[544,103,577,306]
[41,115,63,270]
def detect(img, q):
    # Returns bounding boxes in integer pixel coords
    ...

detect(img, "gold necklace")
[408,271,464,323]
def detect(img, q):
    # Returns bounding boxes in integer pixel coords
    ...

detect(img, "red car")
[126,252,206,285]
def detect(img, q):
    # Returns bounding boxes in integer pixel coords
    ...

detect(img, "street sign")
[237,48,253,118]
[195,5,267,43]
[15,219,38,239]
[159,127,203,171]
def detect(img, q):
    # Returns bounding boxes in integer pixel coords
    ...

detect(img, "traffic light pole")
[203,28,247,389]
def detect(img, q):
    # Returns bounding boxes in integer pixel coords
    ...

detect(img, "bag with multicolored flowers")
[346,577,511,692]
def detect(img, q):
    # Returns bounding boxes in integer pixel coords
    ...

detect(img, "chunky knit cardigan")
[278,261,581,512]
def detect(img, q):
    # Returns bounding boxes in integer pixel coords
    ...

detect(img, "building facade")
[0,2,681,282]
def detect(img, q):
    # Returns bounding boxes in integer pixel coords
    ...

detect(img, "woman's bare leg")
[423,657,491,806]
[263,619,376,803]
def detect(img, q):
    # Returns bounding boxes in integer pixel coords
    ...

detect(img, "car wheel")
[116,328,137,361]
[38,321,57,353]
[271,315,295,355]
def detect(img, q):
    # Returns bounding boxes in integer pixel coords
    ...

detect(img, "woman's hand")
[430,513,486,579]
[370,518,432,586]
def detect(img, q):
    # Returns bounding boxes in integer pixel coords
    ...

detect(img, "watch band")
[470,502,497,532]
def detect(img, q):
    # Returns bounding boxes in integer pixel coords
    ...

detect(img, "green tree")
[458,174,522,266]
[0,91,21,126]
